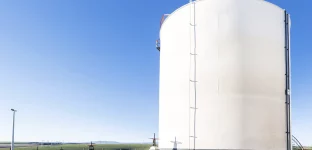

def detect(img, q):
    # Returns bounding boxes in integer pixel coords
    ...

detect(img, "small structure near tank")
[148,133,159,150]
[88,142,94,150]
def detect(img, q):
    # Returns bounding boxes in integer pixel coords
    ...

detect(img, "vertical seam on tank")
[217,14,220,97]
[217,9,221,147]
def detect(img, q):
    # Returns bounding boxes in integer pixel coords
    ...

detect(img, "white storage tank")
[157,0,291,150]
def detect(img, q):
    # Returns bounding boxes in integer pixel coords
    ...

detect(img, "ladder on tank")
[189,0,198,150]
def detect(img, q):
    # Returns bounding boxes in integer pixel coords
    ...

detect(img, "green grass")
[0,143,33,145]
[2,144,311,150]
[0,144,151,150]
[293,146,312,150]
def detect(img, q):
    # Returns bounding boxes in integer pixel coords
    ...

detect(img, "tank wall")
[158,0,287,149]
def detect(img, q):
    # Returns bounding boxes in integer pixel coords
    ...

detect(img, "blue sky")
[0,0,311,146]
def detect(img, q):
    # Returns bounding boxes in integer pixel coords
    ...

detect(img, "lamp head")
[11,109,16,112]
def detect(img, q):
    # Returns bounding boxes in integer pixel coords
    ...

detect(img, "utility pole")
[11,109,17,150]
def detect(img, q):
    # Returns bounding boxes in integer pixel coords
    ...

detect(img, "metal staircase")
[292,135,304,150]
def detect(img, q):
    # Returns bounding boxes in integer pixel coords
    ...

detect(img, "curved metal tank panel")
[158,0,290,150]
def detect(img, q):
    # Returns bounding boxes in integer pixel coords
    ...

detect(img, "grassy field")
[0,144,151,150]
[1,144,311,150]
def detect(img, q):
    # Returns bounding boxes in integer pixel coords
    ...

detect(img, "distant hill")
[119,142,152,144]
[91,141,120,144]
[0,141,150,145]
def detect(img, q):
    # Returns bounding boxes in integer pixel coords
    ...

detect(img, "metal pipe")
[288,13,292,150]
[189,1,198,149]
[284,10,291,150]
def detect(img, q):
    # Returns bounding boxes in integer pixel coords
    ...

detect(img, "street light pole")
[11,109,17,150]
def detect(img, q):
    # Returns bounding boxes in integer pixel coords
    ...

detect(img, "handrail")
[156,39,160,51]
[160,14,170,28]
[156,14,169,51]
[292,135,304,150]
